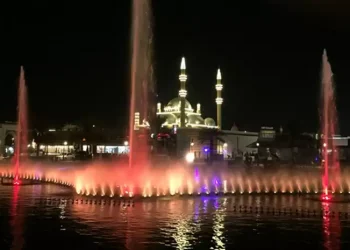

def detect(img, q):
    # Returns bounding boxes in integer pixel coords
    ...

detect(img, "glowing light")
[215,84,223,91]
[321,194,332,202]
[179,74,187,82]
[134,112,140,130]
[196,103,201,113]
[124,141,129,146]
[185,152,195,163]
[216,68,222,80]
[178,89,187,97]
[63,141,68,146]
[180,57,186,70]
[215,97,223,105]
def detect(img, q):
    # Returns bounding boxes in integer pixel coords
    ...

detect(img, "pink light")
[13,176,21,185]
[321,193,332,202]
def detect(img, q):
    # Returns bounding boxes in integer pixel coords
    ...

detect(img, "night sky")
[1,1,350,134]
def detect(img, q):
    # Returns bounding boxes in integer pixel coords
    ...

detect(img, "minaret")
[215,69,223,129]
[157,102,161,113]
[196,103,201,114]
[178,57,187,127]
[134,112,140,130]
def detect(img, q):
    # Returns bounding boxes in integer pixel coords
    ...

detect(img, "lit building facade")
[155,57,219,129]
[150,57,260,161]
[220,129,259,158]
[35,124,129,157]
[0,122,17,156]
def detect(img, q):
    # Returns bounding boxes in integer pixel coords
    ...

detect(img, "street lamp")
[124,141,129,146]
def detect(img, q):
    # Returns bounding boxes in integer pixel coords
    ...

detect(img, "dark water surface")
[1,184,350,250]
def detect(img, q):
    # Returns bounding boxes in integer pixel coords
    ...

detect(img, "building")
[330,135,350,161]
[0,122,17,155]
[246,127,320,164]
[221,126,259,158]
[133,57,258,161]
[156,57,218,130]
[35,124,129,158]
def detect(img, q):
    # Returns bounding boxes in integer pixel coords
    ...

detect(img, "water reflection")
[322,202,341,250]
[69,194,350,249]
[10,185,24,250]
[212,198,226,249]
[59,203,67,231]
[2,185,350,249]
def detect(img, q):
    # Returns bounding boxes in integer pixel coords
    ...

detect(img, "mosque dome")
[204,118,216,127]
[231,123,239,131]
[166,97,193,111]
[188,116,204,125]
[164,115,176,125]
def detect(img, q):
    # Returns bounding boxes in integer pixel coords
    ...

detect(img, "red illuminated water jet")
[128,0,154,169]
[13,66,28,185]
[321,49,339,198]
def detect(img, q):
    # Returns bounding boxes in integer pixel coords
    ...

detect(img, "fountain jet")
[13,66,28,185]
[128,0,154,168]
[321,49,339,199]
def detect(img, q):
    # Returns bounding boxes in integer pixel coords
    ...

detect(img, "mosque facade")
[133,57,258,161]
[156,57,220,130]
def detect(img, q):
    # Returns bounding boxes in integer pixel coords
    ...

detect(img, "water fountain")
[128,0,154,169]
[320,49,340,201]
[13,66,28,185]
[0,10,346,249]
[0,18,346,204]
[1,46,349,200]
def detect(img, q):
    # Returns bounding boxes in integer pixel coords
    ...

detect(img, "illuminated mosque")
[153,57,258,160]
[156,57,223,130]
[133,56,258,161]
